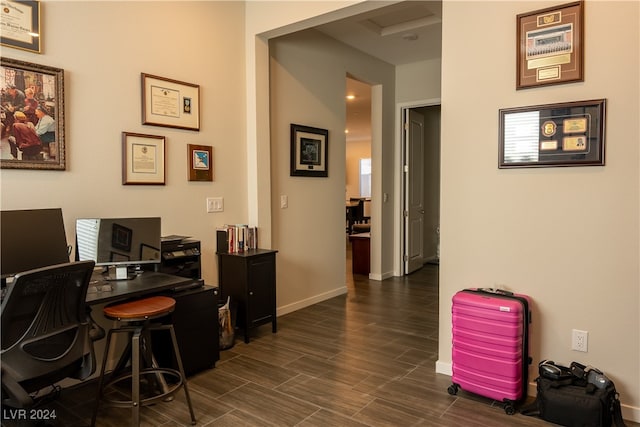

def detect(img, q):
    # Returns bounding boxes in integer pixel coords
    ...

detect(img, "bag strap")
[608,382,627,427]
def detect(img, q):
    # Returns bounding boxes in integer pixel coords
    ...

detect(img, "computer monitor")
[1,208,70,281]
[75,217,161,280]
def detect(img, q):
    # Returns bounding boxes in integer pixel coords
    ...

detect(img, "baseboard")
[435,360,639,422]
[435,360,452,376]
[276,286,348,316]
[369,270,394,281]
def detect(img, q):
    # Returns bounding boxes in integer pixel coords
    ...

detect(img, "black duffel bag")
[522,361,626,427]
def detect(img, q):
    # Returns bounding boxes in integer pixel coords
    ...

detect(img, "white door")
[404,109,425,274]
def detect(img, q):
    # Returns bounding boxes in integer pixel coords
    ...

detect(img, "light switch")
[280,195,288,209]
[207,197,224,213]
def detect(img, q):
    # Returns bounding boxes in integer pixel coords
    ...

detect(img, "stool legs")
[91,322,196,426]
[167,323,196,424]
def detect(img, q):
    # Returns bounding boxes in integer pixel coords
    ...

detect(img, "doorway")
[345,76,372,277]
[401,103,441,275]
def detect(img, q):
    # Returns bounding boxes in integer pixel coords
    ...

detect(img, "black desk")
[86,271,196,305]
[85,271,219,375]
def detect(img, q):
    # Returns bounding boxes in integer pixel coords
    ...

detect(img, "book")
[217,225,258,253]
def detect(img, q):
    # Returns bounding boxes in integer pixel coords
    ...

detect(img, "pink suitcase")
[448,288,531,414]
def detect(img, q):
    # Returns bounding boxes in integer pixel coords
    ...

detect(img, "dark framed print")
[290,123,328,177]
[187,144,213,181]
[1,1,41,53]
[141,73,200,131]
[517,1,584,89]
[1,57,65,170]
[111,223,132,252]
[140,244,160,261]
[499,99,606,168]
[122,132,165,185]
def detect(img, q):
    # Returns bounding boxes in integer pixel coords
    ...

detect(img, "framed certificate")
[516,1,584,89]
[499,99,606,168]
[141,73,200,131]
[122,132,166,185]
[1,1,41,53]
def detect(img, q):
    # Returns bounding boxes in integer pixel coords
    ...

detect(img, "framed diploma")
[187,144,213,181]
[1,57,65,170]
[516,1,584,90]
[122,132,166,185]
[1,1,41,53]
[290,123,329,177]
[141,73,200,131]
[499,99,606,168]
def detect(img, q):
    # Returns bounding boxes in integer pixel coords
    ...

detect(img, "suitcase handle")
[477,287,514,296]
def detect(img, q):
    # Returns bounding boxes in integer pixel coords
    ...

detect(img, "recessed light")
[346,95,355,100]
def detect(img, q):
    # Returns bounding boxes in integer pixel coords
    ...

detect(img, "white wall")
[0,1,247,286]
[438,1,639,419]
[346,139,371,199]
[268,28,395,312]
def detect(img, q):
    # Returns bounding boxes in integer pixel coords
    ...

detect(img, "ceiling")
[314,1,442,141]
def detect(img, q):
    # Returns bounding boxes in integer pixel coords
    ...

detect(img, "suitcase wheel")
[447,384,459,395]
[503,401,515,415]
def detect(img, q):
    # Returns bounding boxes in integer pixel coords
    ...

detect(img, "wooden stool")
[91,296,196,427]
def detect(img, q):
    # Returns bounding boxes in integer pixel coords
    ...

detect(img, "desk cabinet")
[217,249,277,343]
[153,285,219,376]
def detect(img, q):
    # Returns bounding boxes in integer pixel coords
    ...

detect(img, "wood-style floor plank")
[14,252,637,427]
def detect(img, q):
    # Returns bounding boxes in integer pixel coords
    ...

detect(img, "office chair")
[349,198,370,234]
[1,260,100,408]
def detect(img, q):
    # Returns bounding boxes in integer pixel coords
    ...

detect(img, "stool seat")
[104,296,175,321]
[92,295,195,426]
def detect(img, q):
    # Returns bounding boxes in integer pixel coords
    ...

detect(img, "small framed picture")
[290,123,328,177]
[187,144,213,181]
[122,132,165,185]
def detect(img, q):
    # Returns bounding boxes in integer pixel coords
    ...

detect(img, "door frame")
[395,98,441,276]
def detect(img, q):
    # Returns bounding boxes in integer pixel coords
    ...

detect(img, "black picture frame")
[499,99,606,168]
[1,1,41,54]
[290,123,328,177]
[111,223,132,252]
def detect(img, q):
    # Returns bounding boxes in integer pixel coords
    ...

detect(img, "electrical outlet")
[572,329,588,352]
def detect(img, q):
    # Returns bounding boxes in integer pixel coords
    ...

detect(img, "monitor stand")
[105,265,135,281]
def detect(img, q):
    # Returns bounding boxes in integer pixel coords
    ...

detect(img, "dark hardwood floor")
[16,241,637,426]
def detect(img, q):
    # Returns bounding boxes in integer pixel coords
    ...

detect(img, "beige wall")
[268,28,395,312]
[0,1,247,286]
[1,0,638,420]
[437,0,639,419]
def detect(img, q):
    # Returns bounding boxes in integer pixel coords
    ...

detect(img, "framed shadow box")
[499,99,606,169]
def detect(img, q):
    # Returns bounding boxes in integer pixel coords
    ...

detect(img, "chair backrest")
[1,261,96,397]
[349,198,365,220]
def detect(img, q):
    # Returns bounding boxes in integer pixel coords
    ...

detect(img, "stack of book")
[216,225,258,253]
